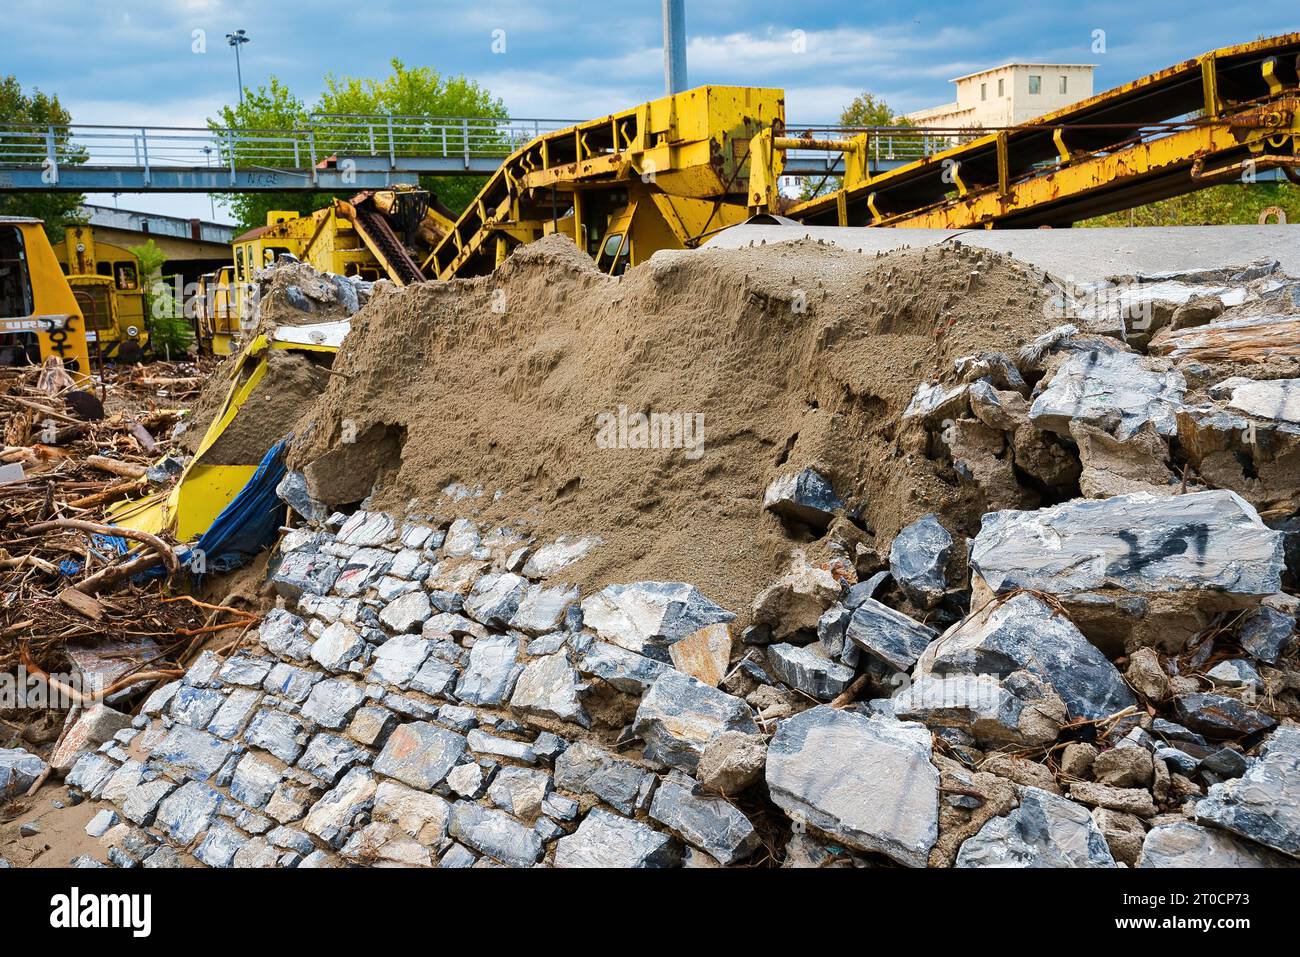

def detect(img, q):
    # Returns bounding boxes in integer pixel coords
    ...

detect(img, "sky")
[1,0,1295,223]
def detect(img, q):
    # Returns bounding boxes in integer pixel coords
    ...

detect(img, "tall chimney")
[663,0,687,95]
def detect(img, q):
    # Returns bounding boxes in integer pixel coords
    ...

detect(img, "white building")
[905,63,1095,139]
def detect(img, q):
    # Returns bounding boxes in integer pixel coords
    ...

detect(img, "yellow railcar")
[56,225,149,361]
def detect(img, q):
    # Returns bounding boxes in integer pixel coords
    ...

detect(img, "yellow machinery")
[424,85,785,279]
[109,320,344,541]
[759,33,1300,228]
[0,216,91,374]
[56,225,148,361]
[201,187,455,354]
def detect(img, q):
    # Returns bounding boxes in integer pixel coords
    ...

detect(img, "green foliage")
[797,94,915,200]
[128,239,193,357]
[209,60,508,231]
[1082,181,1300,227]
[0,75,85,242]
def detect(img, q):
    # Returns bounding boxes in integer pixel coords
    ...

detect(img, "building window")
[1029,75,1042,94]
[980,82,987,101]
[1059,75,1068,94]
[997,78,1005,97]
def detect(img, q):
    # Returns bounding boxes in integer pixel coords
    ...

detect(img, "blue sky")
[1,1,1295,221]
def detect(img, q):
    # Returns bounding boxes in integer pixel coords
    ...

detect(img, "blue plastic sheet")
[187,439,289,576]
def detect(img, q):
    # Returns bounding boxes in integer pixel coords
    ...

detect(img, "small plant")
[128,239,195,359]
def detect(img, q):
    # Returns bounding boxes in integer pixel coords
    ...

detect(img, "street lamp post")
[226,29,249,106]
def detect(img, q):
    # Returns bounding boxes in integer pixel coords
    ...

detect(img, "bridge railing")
[0,114,582,179]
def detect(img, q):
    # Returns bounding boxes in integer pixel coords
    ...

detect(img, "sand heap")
[288,235,1058,619]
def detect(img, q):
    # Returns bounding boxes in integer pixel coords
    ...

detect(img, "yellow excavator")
[0,216,91,375]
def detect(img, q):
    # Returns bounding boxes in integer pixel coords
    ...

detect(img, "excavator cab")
[0,217,91,375]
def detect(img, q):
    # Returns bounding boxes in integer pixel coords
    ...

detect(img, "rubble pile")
[5,243,1300,869]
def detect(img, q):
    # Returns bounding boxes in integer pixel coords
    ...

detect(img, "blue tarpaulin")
[187,439,289,575]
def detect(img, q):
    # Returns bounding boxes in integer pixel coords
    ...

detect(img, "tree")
[208,77,321,233]
[798,94,914,200]
[317,59,507,216]
[0,76,86,242]
[209,61,508,232]
[128,238,193,358]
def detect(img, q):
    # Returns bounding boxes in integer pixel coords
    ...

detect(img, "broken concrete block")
[765,643,855,702]
[1029,349,1187,440]
[969,490,1285,650]
[956,787,1116,868]
[581,581,734,662]
[751,557,842,640]
[762,467,843,530]
[1139,821,1298,868]
[1195,726,1300,858]
[889,514,952,609]
[766,706,938,867]
[633,671,758,772]
[49,705,132,775]
[554,808,680,868]
[844,598,937,673]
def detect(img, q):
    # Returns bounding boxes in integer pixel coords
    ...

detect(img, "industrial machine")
[56,225,149,361]
[752,33,1300,229]
[0,216,91,374]
[200,186,455,354]
[424,85,784,279]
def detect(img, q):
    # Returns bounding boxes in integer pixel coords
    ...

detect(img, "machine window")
[0,226,34,318]
[114,262,138,290]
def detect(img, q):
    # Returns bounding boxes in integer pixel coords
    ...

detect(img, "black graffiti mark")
[47,314,79,357]
[1110,522,1211,577]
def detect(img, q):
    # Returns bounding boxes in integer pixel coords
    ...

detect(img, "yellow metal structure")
[201,187,455,354]
[56,225,148,361]
[109,330,338,540]
[424,85,785,279]
[0,217,91,375]
[784,33,1300,228]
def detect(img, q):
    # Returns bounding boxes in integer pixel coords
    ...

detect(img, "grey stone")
[466,729,536,764]
[1140,821,1298,868]
[208,687,261,740]
[153,724,233,781]
[303,766,377,848]
[487,766,552,821]
[85,809,120,838]
[442,518,481,557]
[263,662,321,703]
[369,633,432,688]
[969,491,1285,644]
[766,643,855,701]
[522,536,601,578]
[310,621,366,671]
[1206,659,1262,691]
[580,581,735,662]
[337,510,396,547]
[889,514,952,609]
[509,652,588,726]
[454,634,521,706]
[259,608,315,659]
[576,641,670,693]
[372,780,451,845]
[1195,725,1300,857]
[448,801,544,867]
[554,742,656,816]
[0,748,46,800]
[245,709,308,763]
[1238,604,1296,664]
[1029,349,1186,439]
[271,552,340,603]
[378,590,432,634]
[845,598,938,673]
[121,778,176,825]
[509,583,578,635]
[447,762,487,798]
[902,380,969,427]
[1201,747,1249,778]
[373,721,466,790]
[171,686,225,729]
[766,706,938,867]
[409,657,459,698]
[1171,692,1276,738]
[218,655,273,687]
[633,671,758,772]
[230,753,284,806]
[914,593,1135,721]
[301,677,367,729]
[762,468,843,530]
[299,732,370,785]
[139,680,181,717]
[554,808,680,868]
[155,781,223,846]
[194,820,246,867]
[957,786,1116,868]
[893,671,1066,748]
[463,572,527,628]
[648,771,759,865]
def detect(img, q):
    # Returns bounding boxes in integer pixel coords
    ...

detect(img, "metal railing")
[0,114,581,179]
[779,125,953,175]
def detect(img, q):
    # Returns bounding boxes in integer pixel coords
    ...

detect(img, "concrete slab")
[704,224,1300,284]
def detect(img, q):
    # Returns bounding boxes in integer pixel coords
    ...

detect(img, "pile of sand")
[287,235,1058,619]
